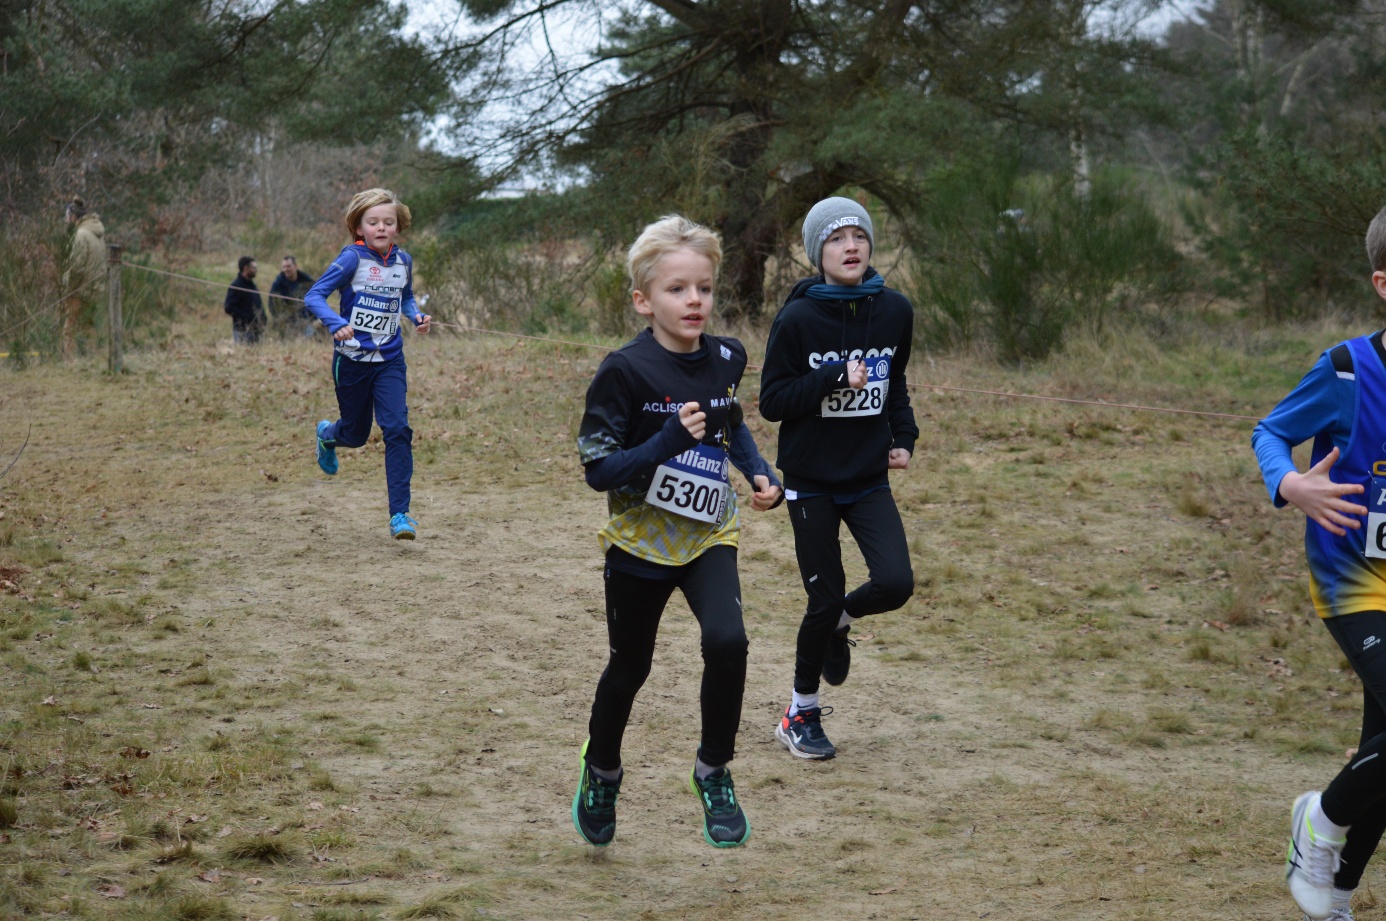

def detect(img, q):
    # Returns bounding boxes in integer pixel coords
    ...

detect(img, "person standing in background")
[224,256,265,345]
[61,197,106,356]
[269,255,317,338]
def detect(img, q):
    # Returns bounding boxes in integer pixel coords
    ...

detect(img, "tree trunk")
[708,0,792,320]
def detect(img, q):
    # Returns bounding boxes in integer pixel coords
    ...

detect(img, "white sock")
[1333,888,1354,911]
[790,691,819,715]
[589,762,621,783]
[694,756,722,780]
[1312,797,1351,841]
[837,610,856,630]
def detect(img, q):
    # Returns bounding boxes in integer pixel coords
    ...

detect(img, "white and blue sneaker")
[1287,791,1345,920]
[315,420,337,475]
[390,513,417,540]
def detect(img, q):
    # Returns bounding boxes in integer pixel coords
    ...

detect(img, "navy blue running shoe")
[689,766,750,848]
[822,624,855,686]
[572,740,620,846]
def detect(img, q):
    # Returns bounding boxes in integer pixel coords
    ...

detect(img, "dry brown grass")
[0,300,1374,919]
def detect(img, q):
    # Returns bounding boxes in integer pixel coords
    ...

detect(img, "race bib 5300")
[645,443,729,524]
[822,354,891,417]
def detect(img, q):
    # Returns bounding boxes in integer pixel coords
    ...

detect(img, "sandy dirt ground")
[0,330,1367,921]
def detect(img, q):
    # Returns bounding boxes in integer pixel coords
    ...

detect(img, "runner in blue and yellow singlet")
[1254,205,1386,921]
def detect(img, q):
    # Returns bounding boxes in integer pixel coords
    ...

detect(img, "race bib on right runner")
[1366,476,1386,559]
[822,354,890,417]
[645,443,729,524]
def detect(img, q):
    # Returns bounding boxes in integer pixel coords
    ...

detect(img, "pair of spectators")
[224,255,318,344]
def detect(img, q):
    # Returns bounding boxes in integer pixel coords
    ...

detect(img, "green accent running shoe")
[689,766,750,848]
[572,739,620,846]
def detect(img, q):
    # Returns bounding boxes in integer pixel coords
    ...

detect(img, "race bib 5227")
[350,306,398,339]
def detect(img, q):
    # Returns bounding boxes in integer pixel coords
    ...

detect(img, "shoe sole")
[393,530,415,540]
[688,770,750,848]
[775,722,835,760]
[572,739,612,847]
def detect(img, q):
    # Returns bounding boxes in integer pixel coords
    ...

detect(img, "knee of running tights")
[701,631,749,661]
[381,424,413,444]
[604,660,654,696]
[879,571,915,610]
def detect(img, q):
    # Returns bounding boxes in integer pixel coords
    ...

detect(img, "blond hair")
[345,188,412,239]
[626,215,722,294]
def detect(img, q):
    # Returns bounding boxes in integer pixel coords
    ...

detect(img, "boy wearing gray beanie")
[759,195,919,761]
[801,196,875,272]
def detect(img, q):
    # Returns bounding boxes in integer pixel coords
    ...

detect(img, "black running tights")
[788,489,913,695]
[585,544,748,772]
[1321,609,1386,889]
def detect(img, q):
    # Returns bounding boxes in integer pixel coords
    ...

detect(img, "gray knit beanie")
[801,196,874,269]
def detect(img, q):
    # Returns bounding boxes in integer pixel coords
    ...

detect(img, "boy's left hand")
[749,475,783,511]
[888,448,911,470]
[415,314,432,334]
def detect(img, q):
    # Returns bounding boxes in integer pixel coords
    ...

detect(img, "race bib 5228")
[822,354,890,417]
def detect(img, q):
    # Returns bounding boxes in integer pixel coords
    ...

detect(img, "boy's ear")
[1374,271,1386,301]
[631,290,653,317]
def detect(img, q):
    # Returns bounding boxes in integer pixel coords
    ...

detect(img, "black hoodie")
[758,267,918,494]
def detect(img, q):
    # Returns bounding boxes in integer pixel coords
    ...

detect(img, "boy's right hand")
[1279,446,1367,537]
[847,359,868,390]
[333,324,356,342]
[678,401,706,441]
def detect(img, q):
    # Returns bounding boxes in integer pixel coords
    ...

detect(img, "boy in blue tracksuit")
[1254,204,1386,921]
[305,188,432,540]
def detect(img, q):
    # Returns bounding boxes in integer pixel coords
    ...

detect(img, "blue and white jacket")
[304,242,422,363]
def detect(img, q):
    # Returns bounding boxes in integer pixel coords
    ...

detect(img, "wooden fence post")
[106,243,123,373]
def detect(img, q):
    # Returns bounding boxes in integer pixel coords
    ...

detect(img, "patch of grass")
[311,910,384,921]
[1150,709,1194,734]
[396,886,493,920]
[317,889,391,905]
[223,832,299,863]
[165,893,238,921]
